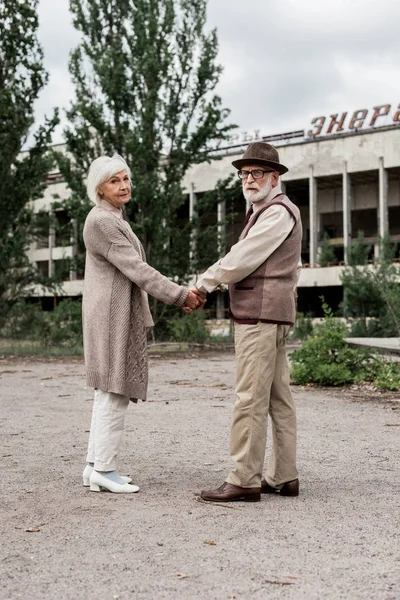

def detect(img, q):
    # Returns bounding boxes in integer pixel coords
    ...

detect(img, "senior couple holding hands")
[82,142,302,502]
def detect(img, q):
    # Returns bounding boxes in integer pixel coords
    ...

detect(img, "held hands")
[182,288,207,313]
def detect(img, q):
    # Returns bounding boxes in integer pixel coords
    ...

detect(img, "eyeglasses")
[237,169,274,180]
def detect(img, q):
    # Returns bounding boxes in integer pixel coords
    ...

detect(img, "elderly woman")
[82,155,200,494]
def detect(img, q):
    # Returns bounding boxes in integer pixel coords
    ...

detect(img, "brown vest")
[229,195,302,326]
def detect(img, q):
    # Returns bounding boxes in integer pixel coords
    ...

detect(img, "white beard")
[243,176,273,204]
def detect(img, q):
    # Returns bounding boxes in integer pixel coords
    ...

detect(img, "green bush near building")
[291,313,314,341]
[0,298,83,353]
[162,309,211,344]
[290,301,400,391]
[341,233,400,338]
[0,299,213,354]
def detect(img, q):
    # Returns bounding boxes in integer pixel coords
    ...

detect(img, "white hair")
[86,155,131,205]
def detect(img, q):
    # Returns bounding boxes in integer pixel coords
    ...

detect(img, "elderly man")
[195,142,302,502]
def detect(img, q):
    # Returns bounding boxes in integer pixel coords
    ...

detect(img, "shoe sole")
[261,485,299,497]
[201,494,261,502]
[90,483,139,493]
[83,476,132,487]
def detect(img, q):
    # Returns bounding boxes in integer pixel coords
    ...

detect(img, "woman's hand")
[182,289,207,312]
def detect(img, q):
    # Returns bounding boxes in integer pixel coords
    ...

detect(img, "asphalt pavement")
[1,353,399,600]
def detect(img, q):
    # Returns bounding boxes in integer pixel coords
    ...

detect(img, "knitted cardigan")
[82,205,188,401]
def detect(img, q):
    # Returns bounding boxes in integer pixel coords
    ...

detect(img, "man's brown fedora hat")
[231,141,288,175]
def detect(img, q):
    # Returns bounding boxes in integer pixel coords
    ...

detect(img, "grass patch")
[0,338,83,357]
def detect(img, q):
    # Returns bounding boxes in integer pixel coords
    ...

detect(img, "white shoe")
[89,470,139,493]
[82,465,132,487]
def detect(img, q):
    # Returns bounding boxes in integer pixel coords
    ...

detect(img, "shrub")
[290,299,400,390]
[349,318,388,338]
[291,301,365,386]
[291,313,314,341]
[0,298,83,350]
[341,233,400,337]
[371,360,400,391]
[0,301,46,340]
[165,310,211,344]
[41,299,83,347]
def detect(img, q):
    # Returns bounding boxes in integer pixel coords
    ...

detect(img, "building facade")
[29,104,400,315]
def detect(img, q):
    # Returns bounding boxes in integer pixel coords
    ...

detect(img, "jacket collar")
[98,199,123,219]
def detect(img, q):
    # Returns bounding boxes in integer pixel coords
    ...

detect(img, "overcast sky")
[36,0,400,145]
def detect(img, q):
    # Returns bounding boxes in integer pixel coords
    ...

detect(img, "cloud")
[32,0,400,144]
[207,0,400,134]
[33,0,80,142]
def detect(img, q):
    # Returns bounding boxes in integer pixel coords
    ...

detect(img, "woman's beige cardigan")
[82,201,188,401]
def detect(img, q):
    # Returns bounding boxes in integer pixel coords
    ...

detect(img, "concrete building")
[29,103,400,316]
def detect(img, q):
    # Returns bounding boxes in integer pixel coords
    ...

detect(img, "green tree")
[347,231,371,266]
[0,0,59,327]
[56,0,236,299]
[318,232,336,266]
[341,233,400,336]
[193,174,242,272]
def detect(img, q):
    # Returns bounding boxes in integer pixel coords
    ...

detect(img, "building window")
[36,260,49,277]
[351,209,378,238]
[35,212,50,249]
[321,212,343,240]
[54,210,71,247]
[54,258,70,281]
[389,206,400,235]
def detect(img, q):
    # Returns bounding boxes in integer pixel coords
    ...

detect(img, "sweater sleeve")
[87,213,189,307]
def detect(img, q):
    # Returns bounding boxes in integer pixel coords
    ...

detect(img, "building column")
[69,218,78,281]
[342,161,352,264]
[217,200,226,257]
[378,156,388,240]
[189,183,197,266]
[48,210,55,277]
[309,166,318,267]
[216,200,226,319]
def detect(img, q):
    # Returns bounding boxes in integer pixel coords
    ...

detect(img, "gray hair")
[87,155,131,205]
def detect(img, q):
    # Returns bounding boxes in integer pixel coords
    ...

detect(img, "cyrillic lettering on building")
[348,109,368,130]
[308,116,326,137]
[326,113,347,134]
[393,104,400,122]
[369,104,390,127]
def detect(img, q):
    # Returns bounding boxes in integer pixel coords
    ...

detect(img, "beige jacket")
[82,201,188,401]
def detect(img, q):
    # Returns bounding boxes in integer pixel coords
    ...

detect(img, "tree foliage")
[346,231,371,266]
[56,0,236,293]
[0,0,59,325]
[318,232,336,266]
[193,174,241,272]
[341,233,400,336]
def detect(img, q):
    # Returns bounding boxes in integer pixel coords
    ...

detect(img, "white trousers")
[86,388,130,472]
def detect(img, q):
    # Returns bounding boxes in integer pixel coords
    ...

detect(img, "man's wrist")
[196,289,207,298]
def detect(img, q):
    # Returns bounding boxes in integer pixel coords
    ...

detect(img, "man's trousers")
[226,322,298,489]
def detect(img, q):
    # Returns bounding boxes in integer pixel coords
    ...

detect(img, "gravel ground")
[1,352,399,600]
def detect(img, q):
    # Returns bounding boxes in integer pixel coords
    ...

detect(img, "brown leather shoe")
[200,482,261,503]
[260,478,299,496]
